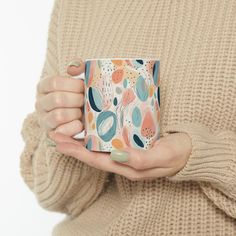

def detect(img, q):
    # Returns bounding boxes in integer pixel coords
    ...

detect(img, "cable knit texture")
[20,0,236,235]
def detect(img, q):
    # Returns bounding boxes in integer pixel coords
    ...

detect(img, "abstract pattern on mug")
[84,59,160,152]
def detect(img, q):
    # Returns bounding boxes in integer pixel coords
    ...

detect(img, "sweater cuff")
[162,123,236,187]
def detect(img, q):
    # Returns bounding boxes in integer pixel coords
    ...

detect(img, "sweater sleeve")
[162,122,236,219]
[19,0,109,217]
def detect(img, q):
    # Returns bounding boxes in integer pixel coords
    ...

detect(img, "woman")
[20,0,236,235]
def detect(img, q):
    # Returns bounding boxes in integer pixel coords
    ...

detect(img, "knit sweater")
[20,0,236,235]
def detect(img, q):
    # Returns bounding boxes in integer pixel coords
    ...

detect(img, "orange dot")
[111,60,123,66]
[86,101,90,112]
[88,112,93,123]
[92,123,96,129]
[149,85,154,97]
[112,69,124,84]
[111,138,124,149]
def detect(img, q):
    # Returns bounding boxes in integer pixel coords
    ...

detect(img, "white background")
[0,1,65,235]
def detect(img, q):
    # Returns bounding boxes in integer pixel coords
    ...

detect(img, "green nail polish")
[48,143,56,147]
[68,60,81,67]
[46,137,56,147]
[110,150,129,162]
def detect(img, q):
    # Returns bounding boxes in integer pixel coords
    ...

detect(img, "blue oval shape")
[153,61,160,86]
[96,111,117,142]
[123,78,128,88]
[132,107,142,127]
[135,76,148,102]
[88,87,103,112]
[85,61,91,86]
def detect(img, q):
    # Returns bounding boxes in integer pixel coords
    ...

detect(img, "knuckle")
[61,93,67,106]
[53,92,63,107]
[51,109,65,125]
[50,77,59,91]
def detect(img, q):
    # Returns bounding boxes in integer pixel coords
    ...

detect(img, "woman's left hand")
[48,131,192,181]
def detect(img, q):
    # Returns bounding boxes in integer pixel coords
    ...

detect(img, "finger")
[48,130,85,146]
[54,120,84,136]
[37,76,84,94]
[56,141,173,181]
[36,91,84,112]
[67,59,86,77]
[110,139,172,170]
[42,108,82,130]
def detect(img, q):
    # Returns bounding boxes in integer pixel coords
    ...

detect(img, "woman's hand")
[48,131,192,181]
[35,59,85,136]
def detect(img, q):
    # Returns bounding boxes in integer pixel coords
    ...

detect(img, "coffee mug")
[71,58,160,152]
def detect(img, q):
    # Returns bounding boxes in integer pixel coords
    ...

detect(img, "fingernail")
[67,60,81,68]
[48,143,56,147]
[46,136,56,147]
[110,150,129,162]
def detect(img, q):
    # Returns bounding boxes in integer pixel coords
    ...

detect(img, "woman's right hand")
[35,59,85,137]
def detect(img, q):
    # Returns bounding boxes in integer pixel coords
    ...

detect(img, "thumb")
[67,58,86,77]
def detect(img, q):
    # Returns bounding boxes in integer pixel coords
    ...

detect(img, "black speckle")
[136,60,144,65]
[113,97,118,106]
[157,87,160,106]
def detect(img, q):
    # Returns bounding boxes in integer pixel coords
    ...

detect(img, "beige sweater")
[20,0,236,235]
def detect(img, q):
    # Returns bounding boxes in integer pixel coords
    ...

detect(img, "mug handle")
[71,72,86,140]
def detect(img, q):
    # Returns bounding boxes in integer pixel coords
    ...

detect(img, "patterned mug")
[73,58,160,152]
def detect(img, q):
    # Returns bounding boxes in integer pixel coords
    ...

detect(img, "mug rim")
[85,57,160,61]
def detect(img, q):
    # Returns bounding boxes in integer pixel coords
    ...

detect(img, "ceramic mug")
[72,58,161,152]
